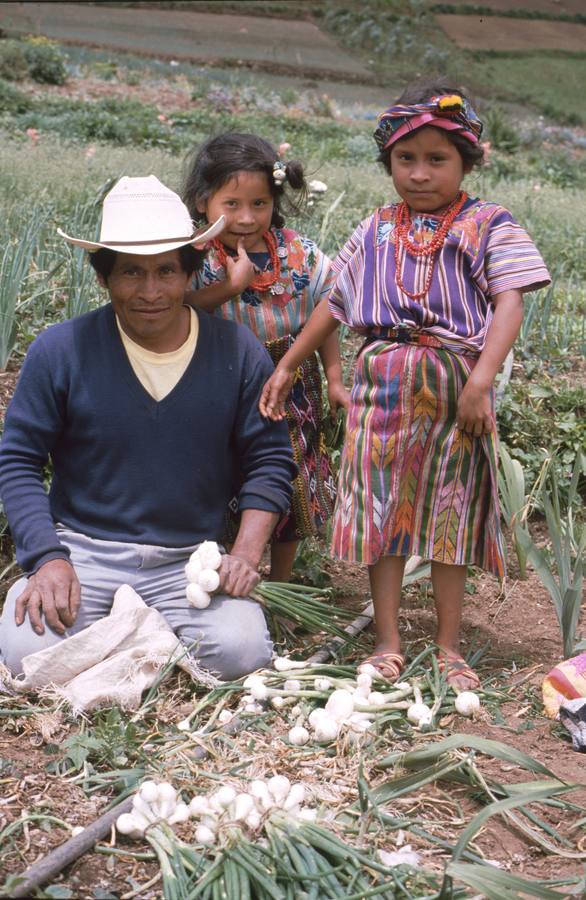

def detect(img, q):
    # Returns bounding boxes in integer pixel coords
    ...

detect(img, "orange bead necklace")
[393,191,467,301]
[212,230,283,294]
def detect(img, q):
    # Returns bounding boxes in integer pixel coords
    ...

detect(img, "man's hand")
[15,559,81,636]
[456,379,494,437]
[218,552,261,598]
[225,239,255,296]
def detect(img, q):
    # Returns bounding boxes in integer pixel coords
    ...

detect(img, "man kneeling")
[0,176,296,680]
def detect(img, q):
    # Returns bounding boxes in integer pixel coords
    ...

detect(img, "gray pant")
[0,528,272,680]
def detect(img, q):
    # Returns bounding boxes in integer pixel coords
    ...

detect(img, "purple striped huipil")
[328,197,550,349]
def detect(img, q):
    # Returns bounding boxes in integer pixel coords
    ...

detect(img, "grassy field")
[0,20,585,899]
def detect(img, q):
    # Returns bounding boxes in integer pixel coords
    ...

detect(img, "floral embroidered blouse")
[328,197,551,353]
[193,227,334,343]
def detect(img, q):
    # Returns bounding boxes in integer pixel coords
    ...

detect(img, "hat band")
[100,235,196,247]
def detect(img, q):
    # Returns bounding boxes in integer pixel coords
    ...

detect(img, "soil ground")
[441,0,585,13]
[0,1,372,81]
[436,13,586,52]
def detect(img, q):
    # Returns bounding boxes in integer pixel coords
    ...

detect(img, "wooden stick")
[6,797,133,899]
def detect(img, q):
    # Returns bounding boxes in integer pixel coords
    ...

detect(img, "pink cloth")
[542,652,586,718]
[384,113,479,148]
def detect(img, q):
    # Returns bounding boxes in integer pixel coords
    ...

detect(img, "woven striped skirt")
[331,340,505,576]
[266,335,337,543]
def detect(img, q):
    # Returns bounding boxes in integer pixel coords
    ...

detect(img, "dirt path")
[0,1,371,81]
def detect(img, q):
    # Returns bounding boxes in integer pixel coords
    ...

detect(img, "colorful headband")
[373,94,483,153]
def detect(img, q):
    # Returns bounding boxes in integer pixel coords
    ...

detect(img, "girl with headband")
[183,132,349,583]
[260,79,550,688]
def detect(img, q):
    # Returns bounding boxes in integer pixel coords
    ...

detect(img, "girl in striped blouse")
[183,132,349,583]
[260,79,550,688]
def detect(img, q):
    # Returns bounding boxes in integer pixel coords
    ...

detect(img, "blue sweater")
[0,305,296,574]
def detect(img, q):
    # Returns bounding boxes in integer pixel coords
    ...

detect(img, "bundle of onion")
[185,542,354,638]
[189,775,316,846]
[184,541,223,609]
[235,667,414,744]
[116,781,190,840]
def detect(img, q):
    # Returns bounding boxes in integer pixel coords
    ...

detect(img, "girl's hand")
[327,379,351,417]
[259,365,295,420]
[456,379,494,436]
[224,239,255,295]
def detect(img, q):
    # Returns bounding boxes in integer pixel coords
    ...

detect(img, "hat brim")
[58,215,225,254]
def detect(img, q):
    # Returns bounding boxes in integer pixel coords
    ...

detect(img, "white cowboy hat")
[58,175,224,255]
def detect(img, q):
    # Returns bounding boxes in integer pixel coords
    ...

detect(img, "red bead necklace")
[212,230,282,293]
[393,191,467,301]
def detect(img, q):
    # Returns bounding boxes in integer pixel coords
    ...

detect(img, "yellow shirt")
[116,307,198,401]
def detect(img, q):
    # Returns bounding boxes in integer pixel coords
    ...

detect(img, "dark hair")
[182,132,306,229]
[378,77,484,175]
[88,244,203,282]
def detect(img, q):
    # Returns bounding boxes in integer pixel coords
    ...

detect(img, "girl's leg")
[364,555,406,679]
[269,540,299,583]
[432,561,479,690]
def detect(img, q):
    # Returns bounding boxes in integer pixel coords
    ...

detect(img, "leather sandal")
[437,653,480,690]
[359,651,405,683]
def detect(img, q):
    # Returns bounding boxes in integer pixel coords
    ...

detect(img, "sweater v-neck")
[105,304,205,415]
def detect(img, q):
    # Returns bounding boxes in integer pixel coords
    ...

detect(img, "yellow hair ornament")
[438,95,463,111]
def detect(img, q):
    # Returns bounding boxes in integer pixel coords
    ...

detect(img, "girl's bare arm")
[457,289,524,436]
[318,329,351,416]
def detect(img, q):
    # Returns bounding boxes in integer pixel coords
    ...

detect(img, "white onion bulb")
[233,793,255,821]
[116,812,142,837]
[355,673,372,697]
[245,809,262,830]
[139,780,159,803]
[313,715,340,742]
[198,568,220,593]
[186,582,211,609]
[325,689,355,722]
[407,702,432,725]
[274,657,307,671]
[195,824,216,845]
[367,692,386,707]
[455,691,481,717]
[250,780,272,810]
[189,796,210,816]
[308,707,328,729]
[197,541,222,571]
[268,775,291,802]
[284,783,306,809]
[357,663,378,677]
[168,802,190,824]
[215,786,237,808]
[298,808,317,822]
[185,558,202,582]
[288,725,310,746]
